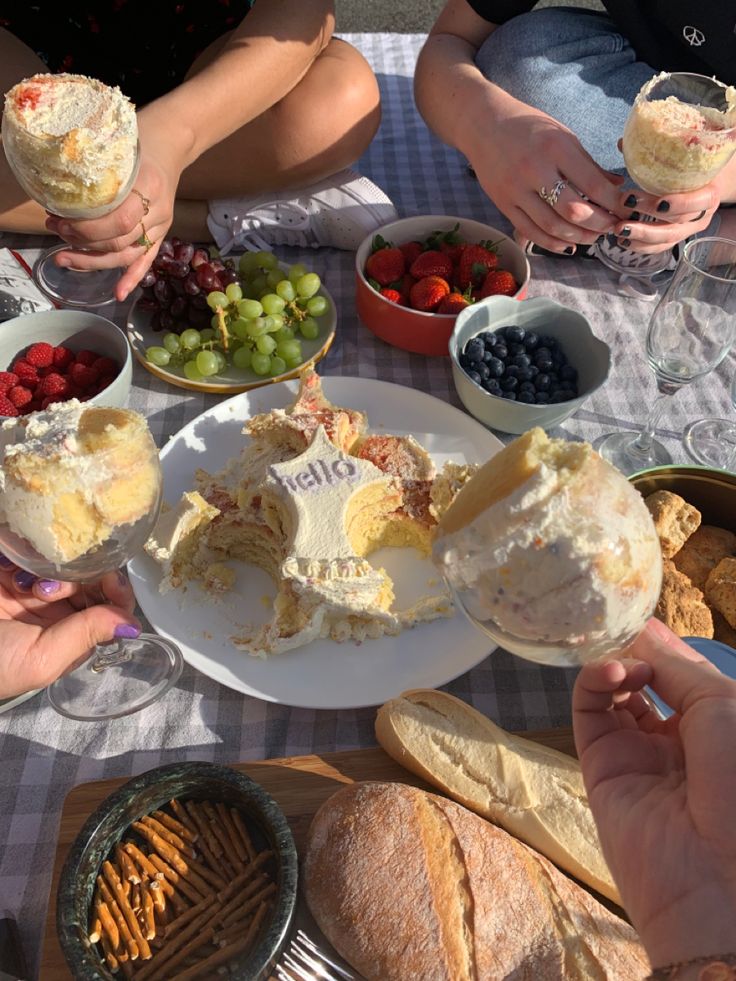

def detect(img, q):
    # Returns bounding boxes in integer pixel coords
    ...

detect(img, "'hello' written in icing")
[272,458,359,493]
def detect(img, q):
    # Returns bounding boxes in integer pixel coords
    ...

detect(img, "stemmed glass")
[596,237,736,476]
[683,366,736,471]
[0,415,182,720]
[1,110,139,308]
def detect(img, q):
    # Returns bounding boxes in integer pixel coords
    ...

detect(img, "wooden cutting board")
[40,730,576,979]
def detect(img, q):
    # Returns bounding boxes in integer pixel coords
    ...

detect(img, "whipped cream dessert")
[433,428,663,665]
[2,73,138,217]
[146,369,474,656]
[0,402,159,567]
[623,72,736,194]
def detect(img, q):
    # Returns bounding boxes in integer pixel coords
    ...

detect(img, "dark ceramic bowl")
[56,761,298,980]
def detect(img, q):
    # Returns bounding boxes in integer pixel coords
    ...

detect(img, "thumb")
[31,605,141,688]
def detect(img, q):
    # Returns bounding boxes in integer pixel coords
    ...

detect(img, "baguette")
[375,688,620,904]
[304,781,649,981]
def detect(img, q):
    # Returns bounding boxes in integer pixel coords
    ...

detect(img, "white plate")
[128,377,503,709]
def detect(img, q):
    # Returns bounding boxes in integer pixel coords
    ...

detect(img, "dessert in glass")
[2,73,139,307]
[0,402,182,720]
[432,428,663,667]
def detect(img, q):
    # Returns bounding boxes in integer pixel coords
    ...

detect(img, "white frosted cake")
[146,370,474,656]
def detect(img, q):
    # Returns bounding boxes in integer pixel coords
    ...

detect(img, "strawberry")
[436,292,471,315]
[25,342,54,368]
[379,288,403,304]
[425,223,466,264]
[70,363,99,390]
[0,395,19,417]
[409,275,450,312]
[479,270,519,298]
[0,371,19,392]
[39,372,70,398]
[409,250,453,281]
[12,361,39,386]
[74,350,98,367]
[7,385,33,408]
[399,240,423,266]
[365,246,406,287]
[455,243,499,290]
[52,346,75,371]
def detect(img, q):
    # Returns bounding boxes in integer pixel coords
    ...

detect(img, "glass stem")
[91,642,133,673]
[633,392,672,453]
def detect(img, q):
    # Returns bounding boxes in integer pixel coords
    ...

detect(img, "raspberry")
[52,346,75,371]
[7,385,33,408]
[0,395,19,417]
[39,373,69,398]
[91,356,117,376]
[70,363,99,390]
[0,371,19,391]
[25,342,54,367]
[12,361,39,386]
[97,374,115,392]
[40,396,58,410]
[74,350,98,367]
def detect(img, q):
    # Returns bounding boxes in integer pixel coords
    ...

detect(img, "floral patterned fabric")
[0,1,253,106]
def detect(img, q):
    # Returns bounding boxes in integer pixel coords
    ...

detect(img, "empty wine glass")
[0,408,182,720]
[683,366,736,471]
[597,237,736,476]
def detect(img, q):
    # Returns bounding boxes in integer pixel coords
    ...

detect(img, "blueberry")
[550,389,567,403]
[465,337,484,362]
[517,391,536,403]
[517,367,534,382]
[504,364,521,378]
[483,378,502,395]
[480,331,498,347]
[560,365,578,382]
[512,353,531,369]
[508,342,526,357]
[459,354,472,369]
[552,351,567,368]
[519,381,535,394]
[524,331,539,350]
[476,362,490,381]
[500,375,519,392]
[502,391,518,401]
[538,335,557,349]
[534,392,550,404]
[535,347,552,361]
[482,348,496,364]
[535,356,553,373]
[466,370,482,385]
[505,325,525,344]
[535,373,551,391]
[487,357,504,378]
[528,364,539,378]
[491,344,508,360]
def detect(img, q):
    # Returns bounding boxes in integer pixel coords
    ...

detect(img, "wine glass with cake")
[2,73,140,307]
[0,401,182,720]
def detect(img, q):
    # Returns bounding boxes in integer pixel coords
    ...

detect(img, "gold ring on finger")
[538,178,569,208]
[131,187,151,216]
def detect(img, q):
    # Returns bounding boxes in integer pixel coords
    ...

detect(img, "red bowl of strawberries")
[355,215,530,356]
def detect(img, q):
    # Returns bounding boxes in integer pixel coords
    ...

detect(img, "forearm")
[138,0,335,173]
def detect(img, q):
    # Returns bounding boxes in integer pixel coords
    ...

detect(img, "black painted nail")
[657,200,670,213]
[624,194,637,208]
[13,569,36,591]
[620,226,632,237]
[619,238,632,248]
[564,246,575,255]
[629,210,641,222]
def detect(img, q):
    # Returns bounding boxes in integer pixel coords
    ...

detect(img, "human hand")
[0,554,140,700]
[468,104,627,254]
[573,618,736,967]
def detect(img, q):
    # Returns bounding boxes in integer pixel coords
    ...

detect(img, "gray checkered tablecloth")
[1,34,734,977]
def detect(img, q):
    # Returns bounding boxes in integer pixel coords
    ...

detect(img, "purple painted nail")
[0,553,15,569]
[37,579,61,596]
[13,570,36,591]
[114,623,141,639]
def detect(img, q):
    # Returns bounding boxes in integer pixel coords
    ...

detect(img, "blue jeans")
[475,7,654,173]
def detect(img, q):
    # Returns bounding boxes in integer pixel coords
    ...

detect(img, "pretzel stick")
[140,815,196,857]
[149,877,166,916]
[94,899,119,953]
[213,911,254,945]
[148,853,207,905]
[116,844,141,885]
[131,881,141,913]
[100,933,120,974]
[170,901,270,981]
[119,955,134,979]
[122,843,188,913]
[182,802,223,871]
[89,914,103,945]
[200,802,237,875]
[97,876,138,961]
[169,798,198,838]
[140,879,157,941]
[230,807,257,861]
[103,861,152,960]
[214,802,248,864]
[152,809,198,844]
[145,928,216,981]
[213,874,268,927]
[219,880,276,929]
[134,904,220,981]
[180,852,227,891]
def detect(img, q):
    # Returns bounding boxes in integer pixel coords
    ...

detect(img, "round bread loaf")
[304,781,649,981]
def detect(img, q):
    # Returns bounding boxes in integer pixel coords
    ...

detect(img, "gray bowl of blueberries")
[449,296,611,434]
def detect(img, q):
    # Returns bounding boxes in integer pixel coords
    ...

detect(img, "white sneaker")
[207,168,398,255]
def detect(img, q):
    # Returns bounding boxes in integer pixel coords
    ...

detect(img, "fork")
[274,929,360,981]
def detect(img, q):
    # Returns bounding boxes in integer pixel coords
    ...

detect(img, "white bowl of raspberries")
[355,215,530,356]
[449,296,611,434]
[0,310,132,418]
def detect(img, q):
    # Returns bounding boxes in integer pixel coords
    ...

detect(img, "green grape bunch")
[145,249,330,381]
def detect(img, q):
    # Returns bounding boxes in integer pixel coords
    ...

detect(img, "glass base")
[595,430,673,476]
[33,244,120,308]
[683,418,736,471]
[46,634,183,721]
